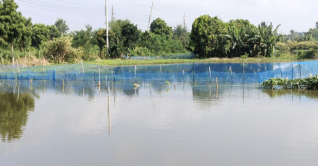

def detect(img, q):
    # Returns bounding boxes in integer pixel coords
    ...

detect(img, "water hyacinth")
[262,75,318,90]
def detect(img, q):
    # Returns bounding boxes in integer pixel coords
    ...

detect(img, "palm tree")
[173,24,189,48]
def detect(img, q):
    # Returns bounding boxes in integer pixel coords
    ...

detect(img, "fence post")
[81,60,84,74]
[98,62,101,86]
[243,62,245,85]
[193,62,195,83]
[209,67,212,83]
[292,65,294,80]
[299,64,301,79]
[53,69,56,81]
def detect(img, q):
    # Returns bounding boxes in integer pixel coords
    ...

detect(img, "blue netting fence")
[1,60,318,85]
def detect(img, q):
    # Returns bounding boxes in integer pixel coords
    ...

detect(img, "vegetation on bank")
[262,76,318,90]
[88,56,315,66]
[1,0,318,65]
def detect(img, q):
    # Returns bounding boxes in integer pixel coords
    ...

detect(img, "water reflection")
[0,92,36,142]
[262,89,318,99]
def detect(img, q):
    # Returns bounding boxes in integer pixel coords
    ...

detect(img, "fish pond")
[1,62,318,166]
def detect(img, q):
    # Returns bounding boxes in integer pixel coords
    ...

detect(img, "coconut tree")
[173,24,189,48]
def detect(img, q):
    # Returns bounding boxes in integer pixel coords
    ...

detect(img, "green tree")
[31,24,52,48]
[109,19,131,36]
[189,15,227,58]
[0,0,29,64]
[41,36,83,63]
[121,23,139,56]
[173,24,189,49]
[54,18,69,36]
[150,18,173,37]
[17,17,32,51]
[316,21,318,29]
[96,28,106,57]
[257,22,281,57]
[71,24,99,60]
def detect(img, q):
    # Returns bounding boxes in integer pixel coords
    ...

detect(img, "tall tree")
[189,15,227,58]
[173,24,189,48]
[17,17,33,51]
[316,21,318,29]
[31,24,56,48]
[121,23,139,56]
[0,0,28,65]
[150,18,173,37]
[54,18,69,36]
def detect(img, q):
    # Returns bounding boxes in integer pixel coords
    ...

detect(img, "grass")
[1,52,317,67]
[87,56,316,66]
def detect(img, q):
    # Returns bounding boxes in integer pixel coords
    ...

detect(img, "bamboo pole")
[98,61,101,86]
[62,79,64,92]
[216,77,218,89]
[209,67,211,82]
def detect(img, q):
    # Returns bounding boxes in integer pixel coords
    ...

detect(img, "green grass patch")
[87,56,315,66]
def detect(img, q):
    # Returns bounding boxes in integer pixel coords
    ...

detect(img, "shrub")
[262,75,318,90]
[276,42,289,51]
[41,36,83,63]
[131,47,151,56]
[297,49,317,59]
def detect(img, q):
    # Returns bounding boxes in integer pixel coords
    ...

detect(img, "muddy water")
[0,80,318,166]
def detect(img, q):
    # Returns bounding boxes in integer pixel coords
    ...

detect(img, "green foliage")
[297,49,317,59]
[41,36,83,63]
[54,18,69,36]
[150,18,173,37]
[71,24,99,60]
[0,92,35,142]
[189,15,227,58]
[17,17,32,51]
[0,0,30,63]
[31,24,58,48]
[0,0,26,45]
[262,75,318,90]
[121,23,139,54]
[276,42,290,51]
[130,47,151,56]
[288,41,318,51]
[137,32,185,56]
[109,19,131,36]
[189,15,281,58]
[173,24,190,49]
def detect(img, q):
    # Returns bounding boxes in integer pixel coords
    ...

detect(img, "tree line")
[1,0,318,64]
[0,0,189,64]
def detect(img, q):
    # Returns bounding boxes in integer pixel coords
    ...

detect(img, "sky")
[14,0,318,34]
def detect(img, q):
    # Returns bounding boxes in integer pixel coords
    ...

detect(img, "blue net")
[1,60,318,85]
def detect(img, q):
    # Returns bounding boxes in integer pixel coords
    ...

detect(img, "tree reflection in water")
[262,89,318,99]
[0,92,36,142]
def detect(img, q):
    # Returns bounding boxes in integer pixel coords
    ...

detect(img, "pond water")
[1,80,318,166]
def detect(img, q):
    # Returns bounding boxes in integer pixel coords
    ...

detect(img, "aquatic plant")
[262,75,318,90]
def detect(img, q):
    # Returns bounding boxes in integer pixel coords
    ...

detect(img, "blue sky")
[15,0,318,34]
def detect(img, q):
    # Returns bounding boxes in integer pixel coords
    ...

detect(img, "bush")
[276,42,289,51]
[297,49,317,59]
[131,47,151,56]
[262,75,318,90]
[41,36,83,63]
[288,41,318,51]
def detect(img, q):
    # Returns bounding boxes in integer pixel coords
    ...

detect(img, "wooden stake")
[209,67,211,82]
[81,60,84,73]
[62,79,64,91]
[216,77,218,89]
